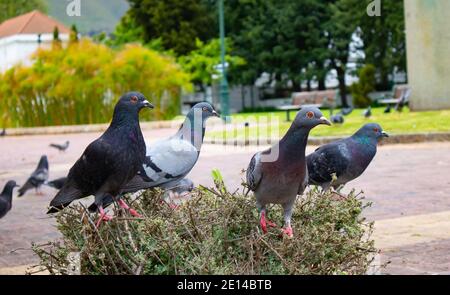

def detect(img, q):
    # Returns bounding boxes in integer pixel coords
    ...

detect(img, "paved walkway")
[0,129,449,274]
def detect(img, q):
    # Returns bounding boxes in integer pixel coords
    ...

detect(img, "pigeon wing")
[307,142,350,186]
[48,139,115,213]
[246,152,263,191]
[140,139,199,187]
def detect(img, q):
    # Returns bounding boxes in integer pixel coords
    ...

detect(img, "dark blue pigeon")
[246,107,331,237]
[0,181,19,219]
[307,123,388,190]
[46,177,68,190]
[47,92,153,227]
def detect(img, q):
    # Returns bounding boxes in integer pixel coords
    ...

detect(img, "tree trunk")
[292,80,302,92]
[318,75,326,90]
[336,67,349,108]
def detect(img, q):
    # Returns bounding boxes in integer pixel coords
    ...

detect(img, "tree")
[178,38,246,95]
[0,0,47,23]
[356,0,406,90]
[124,0,216,56]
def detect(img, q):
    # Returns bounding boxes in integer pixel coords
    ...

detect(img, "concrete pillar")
[404,0,450,110]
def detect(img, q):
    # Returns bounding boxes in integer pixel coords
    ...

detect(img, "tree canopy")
[0,0,47,23]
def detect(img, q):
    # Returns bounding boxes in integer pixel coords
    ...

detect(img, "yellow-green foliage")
[0,39,191,127]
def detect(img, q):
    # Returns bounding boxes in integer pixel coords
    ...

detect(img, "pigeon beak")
[143,100,154,109]
[319,116,332,126]
[212,110,220,117]
[382,131,389,138]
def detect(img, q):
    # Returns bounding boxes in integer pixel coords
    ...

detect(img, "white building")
[0,10,70,72]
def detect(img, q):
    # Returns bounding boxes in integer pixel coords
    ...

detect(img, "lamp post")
[218,0,230,119]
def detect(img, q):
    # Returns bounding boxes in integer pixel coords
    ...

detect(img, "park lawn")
[205,107,450,140]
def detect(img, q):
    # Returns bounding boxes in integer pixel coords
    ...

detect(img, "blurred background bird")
[0,181,19,219]
[50,141,70,152]
[18,155,49,197]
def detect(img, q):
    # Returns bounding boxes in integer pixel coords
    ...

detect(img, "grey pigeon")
[47,92,153,227]
[307,123,388,190]
[0,181,19,219]
[46,177,67,190]
[329,108,344,125]
[88,102,218,212]
[331,114,344,124]
[363,106,372,118]
[18,155,49,197]
[246,107,331,237]
[0,128,5,137]
[163,178,195,208]
[50,141,70,152]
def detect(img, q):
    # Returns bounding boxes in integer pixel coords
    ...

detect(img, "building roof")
[0,10,70,39]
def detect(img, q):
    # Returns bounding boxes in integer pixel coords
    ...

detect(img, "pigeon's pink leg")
[260,211,277,234]
[281,226,293,238]
[118,199,142,217]
[96,206,113,227]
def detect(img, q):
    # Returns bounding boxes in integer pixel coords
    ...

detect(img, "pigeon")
[363,106,372,118]
[0,181,19,219]
[384,105,392,114]
[307,123,389,190]
[329,108,344,125]
[331,114,344,124]
[246,107,331,237]
[46,177,67,190]
[163,178,195,208]
[88,102,219,212]
[18,155,49,197]
[47,92,154,227]
[0,128,6,137]
[50,141,70,152]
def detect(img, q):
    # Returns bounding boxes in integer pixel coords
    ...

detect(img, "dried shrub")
[32,174,377,275]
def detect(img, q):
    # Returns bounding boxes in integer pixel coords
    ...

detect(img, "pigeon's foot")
[281,226,293,238]
[118,199,142,218]
[260,212,277,234]
[96,213,113,228]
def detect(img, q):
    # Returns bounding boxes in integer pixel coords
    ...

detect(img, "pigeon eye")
[306,111,314,119]
[202,107,208,112]
[130,96,138,103]
[373,128,379,132]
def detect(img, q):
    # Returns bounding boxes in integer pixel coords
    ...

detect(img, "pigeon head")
[189,102,219,121]
[293,106,331,129]
[115,92,154,115]
[38,155,49,170]
[1,180,18,198]
[354,123,389,141]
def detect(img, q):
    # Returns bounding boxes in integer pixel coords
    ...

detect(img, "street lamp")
[218,0,230,119]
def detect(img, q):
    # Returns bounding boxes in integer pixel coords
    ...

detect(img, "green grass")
[206,107,450,140]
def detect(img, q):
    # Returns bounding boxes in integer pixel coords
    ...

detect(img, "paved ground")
[0,128,449,274]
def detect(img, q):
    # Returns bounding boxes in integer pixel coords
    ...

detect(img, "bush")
[350,64,376,108]
[31,174,376,275]
[0,39,191,127]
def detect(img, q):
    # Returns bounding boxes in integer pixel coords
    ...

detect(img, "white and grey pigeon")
[0,181,19,219]
[88,102,218,212]
[18,155,49,197]
[307,123,388,191]
[246,107,331,237]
